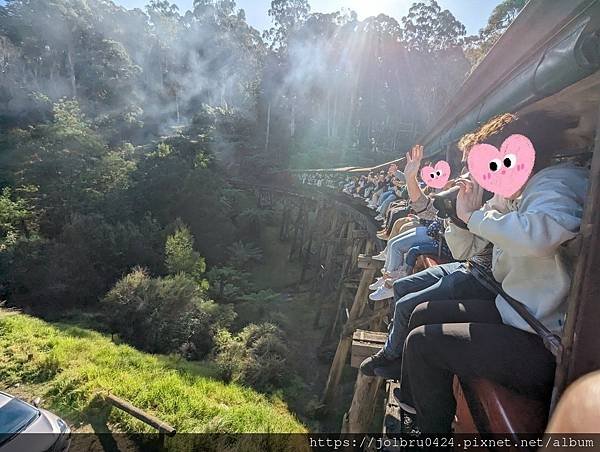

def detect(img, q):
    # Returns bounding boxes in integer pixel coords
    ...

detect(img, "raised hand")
[404,145,424,179]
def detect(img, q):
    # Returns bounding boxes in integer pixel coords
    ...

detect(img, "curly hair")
[457,111,579,173]
[458,113,518,154]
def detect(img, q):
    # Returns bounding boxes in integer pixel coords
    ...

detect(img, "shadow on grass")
[49,321,221,381]
[53,324,97,339]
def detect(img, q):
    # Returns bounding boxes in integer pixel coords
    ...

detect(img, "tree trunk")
[66,46,77,98]
[327,96,331,139]
[290,101,296,138]
[175,90,180,124]
[265,103,271,153]
[332,90,338,139]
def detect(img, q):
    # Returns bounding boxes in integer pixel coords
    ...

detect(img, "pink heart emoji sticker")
[467,134,536,198]
[421,161,451,189]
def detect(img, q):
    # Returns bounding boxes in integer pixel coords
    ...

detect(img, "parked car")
[0,392,70,452]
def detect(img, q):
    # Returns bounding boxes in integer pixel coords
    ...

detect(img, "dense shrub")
[0,187,37,250]
[215,323,289,392]
[3,214,163,313]
[103,267,235,359]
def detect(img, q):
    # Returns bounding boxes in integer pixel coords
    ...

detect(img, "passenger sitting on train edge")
[368,147,441,293]
[399,112,589,433]
[360,135,499,379]
[360,112,586,381]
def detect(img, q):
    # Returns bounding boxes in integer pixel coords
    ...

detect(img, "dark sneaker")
[393,386,417,415]
[359,349,403,379]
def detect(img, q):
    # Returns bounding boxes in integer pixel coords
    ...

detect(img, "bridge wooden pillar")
[309,209,341,299]
[324,227,370,343]
[313,215,350,328]
[256,188,273,209]
[288,199,307,261]
[299,200,323,283]
[341,372,383,434]
[321,249,383,407]
[279,198,292,241]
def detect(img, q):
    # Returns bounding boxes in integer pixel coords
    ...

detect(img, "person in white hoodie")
[398,112,589,433]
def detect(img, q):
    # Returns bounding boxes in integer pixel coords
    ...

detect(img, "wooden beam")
[341,372,383,433]
[325,285,353,344]
[351,329,388,368]
[350,229,369,240]
[341,305,388,337]
[104,393,176,436]
[357,254,385,270]
[349,239,363,277]
[322,242,379,406]
[337,222,356,281]
[300,201,322,282]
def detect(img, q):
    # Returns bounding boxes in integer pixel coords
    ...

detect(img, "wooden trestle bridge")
[231,180,405,433]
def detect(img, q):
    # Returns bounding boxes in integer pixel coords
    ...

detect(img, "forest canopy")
[0,0,524,171]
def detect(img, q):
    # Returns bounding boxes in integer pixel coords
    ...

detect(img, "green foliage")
[165,223,207,285]
[234,289,289,329]
[206,265,253,302]
[51,100,95,138]
[401,0,467,52]
[465,0,526,66]
[0,312,306,438]
[4,214,164,312]
[2,99,136,234]
[0,94,256,324]
[264,0,311,51]
[227,241,263,269]
[0,187,37,251]
[129,137,236,263]
[153,142,174,158]
[103,267,234,359]
[215,322,289,392]
[237,207,273,240]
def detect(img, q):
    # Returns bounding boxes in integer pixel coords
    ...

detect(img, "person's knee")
[393,279,412,300]
[404,326,428,360]
[407,302,431,331]
[405,249,418,269]
[392,295,419,323]
[405,324,446,363]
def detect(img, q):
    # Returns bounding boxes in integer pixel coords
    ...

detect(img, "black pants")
[386,206,411,232]
[401,299,556,433]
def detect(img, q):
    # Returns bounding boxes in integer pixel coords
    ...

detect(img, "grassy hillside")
[0,311,306,445]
